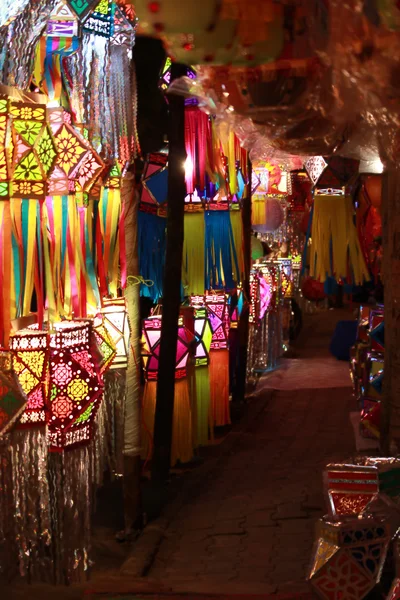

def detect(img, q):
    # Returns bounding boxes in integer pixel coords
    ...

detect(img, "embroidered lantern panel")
[141,315,190,381]
[101,298,130,369]
[0,350,27,436]
[193,307,212,367]
[308,517,390,600]
[10,329,48,427]
[324,464,379,517]
[47,321,103,451]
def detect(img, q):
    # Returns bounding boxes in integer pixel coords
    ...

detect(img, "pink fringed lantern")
[141,315,190,380]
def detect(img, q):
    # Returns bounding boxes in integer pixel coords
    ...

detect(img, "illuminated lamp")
[323,464,379,517]
[277,258,293,299]
[47,321,104,451]
[193,307,212,367]
[10,329,48,427]
[101,298,131,369]
[230,286,244,329]
[92,315,117,374]
[309,516,389,599]
[0,350,27,435]
[191,294,230,350]
[141,315,190,380]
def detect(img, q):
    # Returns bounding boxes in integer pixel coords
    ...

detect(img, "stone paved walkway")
[144,308,356,596]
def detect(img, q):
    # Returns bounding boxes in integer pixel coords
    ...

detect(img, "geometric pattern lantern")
[191,294,230,350]
[47,321,104,451]
[10,328,48,427]
[101,298,130,369]
[193,307,213,367]
[0,350,27,435]
[308,516,390,600]
[324,464,379,517]
[141,315,190,381]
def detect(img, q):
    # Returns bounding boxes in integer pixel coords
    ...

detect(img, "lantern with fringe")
[193,307,213,367]
[47,321,104,451]
[10,328,48,427]
[141,315,190,380]
[0,350,27,435]
[92,315,117,374]
[191,294,230,350]
[277,258,293,299]
[101,298,131,369]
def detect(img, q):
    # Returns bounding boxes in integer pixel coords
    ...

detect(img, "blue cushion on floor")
[330,320,358,361]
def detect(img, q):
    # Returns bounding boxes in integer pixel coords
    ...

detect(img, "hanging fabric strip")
[2,202,11,346]
[0,202,4,345]
[34,36,79,102]
[229,211,244,283]
[23,200,37,316]
[10,199,23,318]
[43,200,57,323]
[138,211,166,302]
[204,210,237,291]
[182,213,205,296]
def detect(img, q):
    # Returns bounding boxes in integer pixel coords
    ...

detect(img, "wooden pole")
[151,63,187,487]
[233,158,252,401]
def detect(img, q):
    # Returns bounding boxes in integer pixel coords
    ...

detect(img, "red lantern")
[301,277,326,302]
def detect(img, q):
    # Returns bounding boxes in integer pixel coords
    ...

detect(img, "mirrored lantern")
[141,315,190,380]
[308,517,390,600]
[0,350,27,435]
[193,307,213,367]
[101,298,131,369]
[47,321,104,451]
[324,464,379,517]
[10,329,48,427]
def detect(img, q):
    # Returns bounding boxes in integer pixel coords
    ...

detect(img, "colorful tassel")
[183,213,205,296]
[209,350,230,427]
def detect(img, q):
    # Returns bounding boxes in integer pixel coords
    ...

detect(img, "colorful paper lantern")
[10,328,48,427]
[324,464,379,517]
[47,321,104,451]
[193,307,212,367]
[101,298,131,369]
[93,315,117,374]
[141,315,190,380]
[83,0,116,38]
[277,258,293,299]
[0,350,27,435]
[252,197,284,233]
[191,294,230,351]
[309,516,390,600]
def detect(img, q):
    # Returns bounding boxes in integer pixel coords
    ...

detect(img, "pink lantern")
[141,316,190,380]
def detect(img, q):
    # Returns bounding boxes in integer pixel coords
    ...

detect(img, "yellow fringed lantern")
[101,298,131,369]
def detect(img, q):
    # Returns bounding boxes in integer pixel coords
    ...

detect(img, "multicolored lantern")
[10,328,48,427]
[101,298,131,369]
[191,294,230,350]
[47,321,104,451]
[0,350,27,435]
[93,315,117,374]
[140,152,169,211]
[193,307,213,367]
[141,315,190,380]
[324,464,379,517]
[309,516,390,600]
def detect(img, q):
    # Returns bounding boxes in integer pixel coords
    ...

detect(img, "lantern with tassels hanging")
[101,298,131,369]
[191,294,230,350]
[10,328,48,427]
[193,307,213,367]
[141,315,190,380]
[47,321,104,451]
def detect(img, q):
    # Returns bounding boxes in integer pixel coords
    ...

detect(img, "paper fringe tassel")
[183,212,205,296]
[310,194,369,285]
[209,350,231,427]
[141,379,194,467]
[195,366,213,446]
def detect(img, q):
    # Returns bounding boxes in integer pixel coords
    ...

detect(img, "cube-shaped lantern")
[309,516,390,600]
[193,307,213,367]
[47,321,104,451]
[324,464,379,517]
[101,298,130,369]
[141,315,190,380]
[0,350,27,435]
[10,329,48,427]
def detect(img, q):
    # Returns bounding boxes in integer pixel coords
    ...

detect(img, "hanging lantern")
[92,315,117,374]
[101,298,131,369]
[140,152,169,211]
[0,350,27,435]
[301,277,326,302]
[191,294,230,350]
[141,315,190,380]
[230,286,244,329]
[10,328,48,427]
[252,197,284,233]
[47,321,104,451]
[193,307,213,367]
[277,258,293,299]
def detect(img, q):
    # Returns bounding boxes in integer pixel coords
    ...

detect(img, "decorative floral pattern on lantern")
[323,464,379,517]
[141,315,190,380]
[308,517,390,600]
[101,298,131,369]
[0,350,27,436]
[193,307,213,367]
[191,294,230,350]
[47,321,103,451]
[10,329,48,427]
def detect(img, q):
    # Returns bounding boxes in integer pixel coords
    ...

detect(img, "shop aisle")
[143,308,356,596]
